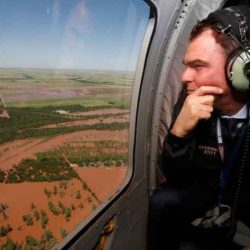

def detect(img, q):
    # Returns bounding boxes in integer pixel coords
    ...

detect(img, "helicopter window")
[0,0,150,248]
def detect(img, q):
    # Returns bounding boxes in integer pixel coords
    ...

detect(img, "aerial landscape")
[0,68,132,249]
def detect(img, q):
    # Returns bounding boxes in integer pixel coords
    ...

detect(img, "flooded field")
[0,68,132,249]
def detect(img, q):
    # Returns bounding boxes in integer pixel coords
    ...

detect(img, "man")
[149,5,250,250]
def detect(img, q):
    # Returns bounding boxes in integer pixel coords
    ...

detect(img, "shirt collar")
[220,104,247,119]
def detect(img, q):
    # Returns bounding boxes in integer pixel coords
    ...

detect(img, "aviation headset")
[206,5,250,92]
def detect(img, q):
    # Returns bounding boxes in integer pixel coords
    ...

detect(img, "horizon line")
[0,67,135,73]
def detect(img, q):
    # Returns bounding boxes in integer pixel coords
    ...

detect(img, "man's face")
[181,29,230,97]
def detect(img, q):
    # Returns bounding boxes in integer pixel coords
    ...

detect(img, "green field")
[0,68,134,108]
[0,68,135,85]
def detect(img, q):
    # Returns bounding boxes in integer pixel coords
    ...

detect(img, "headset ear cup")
[226,49,250,91]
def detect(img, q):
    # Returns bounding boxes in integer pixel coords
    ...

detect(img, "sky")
[0,0,150,71]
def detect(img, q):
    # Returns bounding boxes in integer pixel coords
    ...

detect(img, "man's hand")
[243,247,250,250]
[171,86,223,137]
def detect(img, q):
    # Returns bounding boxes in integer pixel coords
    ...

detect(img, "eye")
[193,64,204,69]
[189,60,208,69]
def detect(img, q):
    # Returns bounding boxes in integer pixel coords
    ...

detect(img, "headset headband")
[226,7,248,45]
[207,5,250,48]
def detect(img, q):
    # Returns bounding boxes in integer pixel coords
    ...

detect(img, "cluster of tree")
[0,238,21,250]
[22,214,34,226]
[77,111,129,122]
[40,210,49,229]
[0,225,12,237]
[5,154,78,183]
[22,230,57,250]
[0,203,8,220]
[95,140,128,149]
[60,141,128,169]
[44,182,68,200]
[60,228,68,239]
[40,200,76,222]
[0,228,66,249]
[34,210,40,221]
[21,208,49,229]
[44,188,52,198]
[40,174,98,211]
[57,202,73,221]
[0,100,130,146]
[43,188,86,221]
[68,151,128,168]
[30,203,40,221]
[75,190,81,199]
[48,201,60,216]
[16,121,129,143]
[0,106,72,144]
[0,200,73,248]
[84,122,128,131]
[87,196,93,203]
[59,181,68,190]
[53,185,58,195]
[70,71,134,87]
[1,109,128,150]
[0,170,5,182]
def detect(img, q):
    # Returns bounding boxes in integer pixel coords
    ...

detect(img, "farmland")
[0,68,132,249]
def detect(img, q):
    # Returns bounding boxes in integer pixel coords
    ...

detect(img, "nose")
[181,67,194,85]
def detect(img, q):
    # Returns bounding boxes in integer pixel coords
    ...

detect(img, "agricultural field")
[0,68,132,249]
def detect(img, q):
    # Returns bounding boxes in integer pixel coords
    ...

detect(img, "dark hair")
[190,19,239,56]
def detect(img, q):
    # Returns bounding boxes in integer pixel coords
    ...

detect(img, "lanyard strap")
[217,119,224,162]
